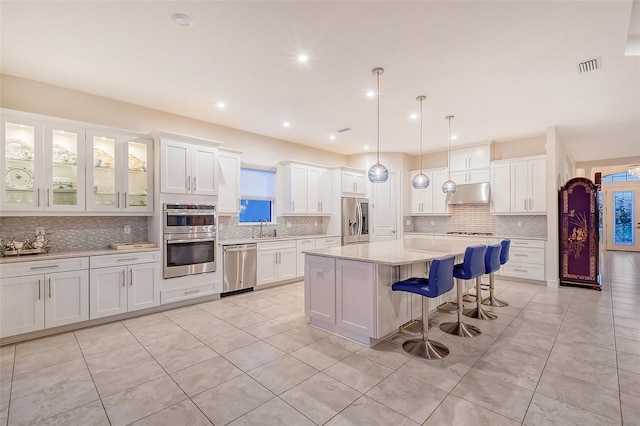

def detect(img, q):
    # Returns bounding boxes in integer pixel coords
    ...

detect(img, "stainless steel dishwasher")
[222,244,257,294]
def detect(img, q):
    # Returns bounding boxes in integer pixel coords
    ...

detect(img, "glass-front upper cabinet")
[43,124,86,211]
[2,117,42,211]
[86,131,152,212]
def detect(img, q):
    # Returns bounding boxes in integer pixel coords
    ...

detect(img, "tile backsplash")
[0,216,148,252]
[219,216,327,240]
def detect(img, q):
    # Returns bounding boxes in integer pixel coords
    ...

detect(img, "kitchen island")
[303,238,471,346]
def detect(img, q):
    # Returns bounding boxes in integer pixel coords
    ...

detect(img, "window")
[601,171,640,183]
[239,168,276,223]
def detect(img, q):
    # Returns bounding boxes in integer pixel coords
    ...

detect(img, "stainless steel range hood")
[446,182,491,205]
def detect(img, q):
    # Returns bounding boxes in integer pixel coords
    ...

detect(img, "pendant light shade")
[412,95,430,189]
[442,115,458,194]
[368,67,389,183]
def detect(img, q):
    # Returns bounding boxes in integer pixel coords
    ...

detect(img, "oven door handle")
[166,238,216,244]
[165,211,215,216]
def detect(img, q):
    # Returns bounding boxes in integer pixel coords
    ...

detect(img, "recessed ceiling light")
[216,102,226,109]
[329,135,336,141]
[366,91,375,98]
[172,13,194,27]
[451,135,458,140]
[410,113,418,120]
[364,145,370,150]
[297,54,308,63]
[283,121,291,128]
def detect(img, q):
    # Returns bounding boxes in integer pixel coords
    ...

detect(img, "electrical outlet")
[36,227,45,235]
[431,220,435,226]
[124,225,131,234]
[287,222,292,228]
[518,221,523,228]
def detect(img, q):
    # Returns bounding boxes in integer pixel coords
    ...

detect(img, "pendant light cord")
[446,116,453,180]
[376,69,381,164]
[419,98,424,173]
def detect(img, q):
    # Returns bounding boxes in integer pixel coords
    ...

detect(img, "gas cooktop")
[446,232,494,236]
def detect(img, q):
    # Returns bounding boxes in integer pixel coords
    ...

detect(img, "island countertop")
[304,238,472,266]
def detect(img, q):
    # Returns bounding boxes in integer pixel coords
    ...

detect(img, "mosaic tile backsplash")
[219,216,327,240]
[408,204,547,238]
[0,216,148,252]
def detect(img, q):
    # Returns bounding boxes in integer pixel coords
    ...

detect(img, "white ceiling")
[1,1,639,162]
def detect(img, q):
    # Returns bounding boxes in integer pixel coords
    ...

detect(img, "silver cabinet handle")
[38,279,41,300]
[124,192,128,208]
[122,270,126,287]
[37,188,40,207]
[47,188,50,207]
[186,177,190,191]
[117,192,120,208]
[117,257,138,262]
[237,198,240,209]
[513,254,528,257]
[31,265,59,270]
[130,269,133,286]
[514,268,528,273]
[193,177,196,191]
[274,253,277,265]
[184,289,200,295]
[48,278,52,298]
[292,200,295,211]
[524,199,527,210]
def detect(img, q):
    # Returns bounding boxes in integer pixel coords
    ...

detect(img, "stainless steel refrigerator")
[342,197,370,245]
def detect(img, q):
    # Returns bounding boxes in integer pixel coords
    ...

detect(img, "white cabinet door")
[529,158,547,213]
[277,248,297,281]
[491,162,511,213]
[342,171,356,194]
[341,170,366,196]
[86,131,123,212]
[354,173,366,195]
[449,170,467,185]
[160,140,190,194]
[127,262,160,312]
[510,160,529,213]
[432,169,449,214]
[408,171,424,214]
[90,266,128,319]
[296,238,316,278]
[122,137,153,212]
[317,167,331,214]
[336,259,375,336]
[257,250,278,286]
[218,150,241,214]
[0,275,44,337]
[469,145,491,170]
[307,166,321,213]
[449,149,468,171]
[290,164,307,213]
[305,255,335,324]
[468,168,490,183]
[45,270,89,328]
[191,145,217,195]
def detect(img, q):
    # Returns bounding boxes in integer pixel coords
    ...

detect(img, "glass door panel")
[48,128,82,209]
[91,135,118,209]
[605,186,640,252]
[126,140,150,209]
[3,121,39,209]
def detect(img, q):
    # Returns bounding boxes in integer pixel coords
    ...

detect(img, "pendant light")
[442,115,458,193]
[368,67,389,183]
[629,164,640,178]
[412,96,430,189]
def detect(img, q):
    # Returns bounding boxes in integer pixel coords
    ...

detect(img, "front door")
[371,172,398,242]
[604,183,640,252]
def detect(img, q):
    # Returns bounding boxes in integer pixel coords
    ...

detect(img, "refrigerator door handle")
[357,202,363,237]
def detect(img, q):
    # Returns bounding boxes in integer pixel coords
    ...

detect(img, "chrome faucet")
[259,218,268,238]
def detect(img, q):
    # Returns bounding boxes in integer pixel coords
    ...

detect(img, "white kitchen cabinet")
[217,148,242,215]
[449,168,491,184]
[407,168,449,215]
[305,255,336,326]
[158,133,220,196]
[256,241,297,286]
[0,257,89,338]
[491,162,511,213]
[280,162,331,215]
[500,239,545,280]
[86,132,153,212]
[315,236,342,249]
[336,259,376,336]
[340,168,367,197]
[296,237,316,278]
[2,115,87,212]
[510,157,546,213]
[89,252,160,319]
[449,144,491,171]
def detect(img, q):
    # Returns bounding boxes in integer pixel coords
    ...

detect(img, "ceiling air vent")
[337,127,352,133]
[576,57,601,74]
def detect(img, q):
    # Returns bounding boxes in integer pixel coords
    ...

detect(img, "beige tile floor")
[1,250,639,425]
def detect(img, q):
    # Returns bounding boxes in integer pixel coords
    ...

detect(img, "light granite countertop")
[0,247,160,264]
[404,232,547,241]
[304,239,472,266]
[219,234,340,246]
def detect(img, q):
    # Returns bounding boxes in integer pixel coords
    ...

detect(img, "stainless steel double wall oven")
[163,203,217,278]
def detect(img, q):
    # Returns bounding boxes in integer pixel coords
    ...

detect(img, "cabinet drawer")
[509,239,545,249]
[161,283,215,304]
[90,251,160,268]
[502,262,544,280]
[1,257,89,278]
[509,247,544,265]
[315,237,341,248]
[257,240,296,251]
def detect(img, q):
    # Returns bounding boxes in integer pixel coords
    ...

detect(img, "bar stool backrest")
[428,255,456,297]
[460,245,487,279]
[500,239,511,265]
[485,244,502,274]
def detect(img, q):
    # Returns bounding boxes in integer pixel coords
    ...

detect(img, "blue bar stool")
[482,239,510,307]
[464,244,500,320]
[440,245,486,338]
[391,255,455,359]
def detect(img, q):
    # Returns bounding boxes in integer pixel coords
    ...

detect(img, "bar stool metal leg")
[400,294,429,334]
[403,297,449,359]
[463,276,497,320]
[481,273,509,307]
[439,279,481,338]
